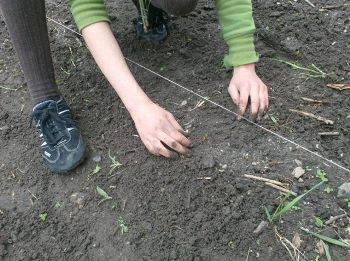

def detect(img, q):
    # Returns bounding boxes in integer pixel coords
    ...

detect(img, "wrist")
[126,96,153,116]
[234,63,256,74]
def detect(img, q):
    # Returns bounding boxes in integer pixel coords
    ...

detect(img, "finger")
[159,132,191,156]
[258,85,266,115]
[166,113,187,136]
[167,129,192,148]
[154,140,176,158]
[143,139,160,156]
[250,86,260,120]
[239,89,249,117]
[265,85,269,110]
[228,83,240,106]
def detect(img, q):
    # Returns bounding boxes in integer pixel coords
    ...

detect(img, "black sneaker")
[31,97,86,173]
[134,2,168,44]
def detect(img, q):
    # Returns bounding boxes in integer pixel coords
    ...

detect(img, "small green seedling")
[274,59,334,79]
[269,113,279,125]
[54,202,61,208]
[108,150,122,176]
[322,241,332,261]
[265,181,325,223]
[315,217,325,228]
[116,216,129,235]
[96,186,112,205]
[324,187,333,194]
[39,212,48,222]
[301,227,350,249]
[316,169,328,182]
[88,164,101,180]
[345,198,350,209]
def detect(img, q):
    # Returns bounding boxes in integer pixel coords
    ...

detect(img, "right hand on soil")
[129,101,192,158]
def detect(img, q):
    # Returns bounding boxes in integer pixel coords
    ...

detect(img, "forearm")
[82,22,151,112]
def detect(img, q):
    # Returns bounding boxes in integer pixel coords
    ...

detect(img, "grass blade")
[301,227,350,249]
[322,241,333,261]
[264,206,272,223]
[272,181,325,220]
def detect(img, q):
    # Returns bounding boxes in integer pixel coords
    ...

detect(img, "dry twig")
[325,213,348,225]
[318,132,339,137]
[301,97,331,104]
[326,83,350,91]
[265,182,297,196]
[303,0,315,8]
[289,109,334,125]
[244,174,285,187]
[320,3,350,10]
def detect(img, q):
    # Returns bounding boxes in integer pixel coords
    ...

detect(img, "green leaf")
[322,241,332,261]
[316,169,328,182]
[315,217,325,228]
[264,206,272,223]
[271,181,325,220]
[54,202,61,208]
[301,227,350,249]
[93,165,101,174]
[39,212,48,221]
[324,187,333,193]
[96,186,110,199]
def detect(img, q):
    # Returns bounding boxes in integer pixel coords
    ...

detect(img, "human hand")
[129,101,192,158]
[228,63,269,120]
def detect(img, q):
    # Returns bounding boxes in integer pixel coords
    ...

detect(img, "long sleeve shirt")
[70,0,259,68]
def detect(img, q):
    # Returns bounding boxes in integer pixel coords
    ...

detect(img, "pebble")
[282,36,302,52]
[253,221,268,234]
[70,192,86,209]
[293,167,305,179]
[92,154,102,163]
[337,182,350,198]
[200,153,216,169]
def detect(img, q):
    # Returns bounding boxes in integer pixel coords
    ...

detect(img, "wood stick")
[301,97,330,104]
[318,131,340,136]
[325,213,347,225]
[265,182,297,196]
[303,0,315,8]
[244,174,285,187]
[289,109,334,125]
[320,3,350,10]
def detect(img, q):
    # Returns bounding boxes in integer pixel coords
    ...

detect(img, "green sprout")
[96,186,112,205]
[116,216,129,235]
[324,187,333,194]
[315,217,325,228]
[39,212,48,222]
[274,59,334,79]
[108,150,122,176]
[265,181,325,223]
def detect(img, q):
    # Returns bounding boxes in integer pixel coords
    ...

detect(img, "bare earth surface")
[0,0,349,260]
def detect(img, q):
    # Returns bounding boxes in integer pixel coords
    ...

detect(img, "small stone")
[253,221,268,234]
[70,192,86,209]
[92,154,102,163]
[337,182,350,198]
[282,36,302,52]
[222,206,231,215]
[293,167,305,179]
[269,11,284,17]
[201,153,216,169]
[298,178,304,183]
[180,100,187,106]
[294,159,303,167]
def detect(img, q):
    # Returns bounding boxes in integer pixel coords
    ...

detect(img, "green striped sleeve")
[216,0,259,68]
[70,0,111,31]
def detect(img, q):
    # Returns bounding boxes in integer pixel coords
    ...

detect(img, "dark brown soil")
[1,0,350,260]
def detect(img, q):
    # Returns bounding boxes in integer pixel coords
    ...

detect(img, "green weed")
[315,217,325,228]
[301,227,350,249]
[39,212,48,222]
[96,186,112,205]
[116,216,129,235]
[265,180,325,223]
[274,59,334,79]
[108,150,122,176]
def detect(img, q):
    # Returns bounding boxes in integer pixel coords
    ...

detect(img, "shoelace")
[31,104,69,146]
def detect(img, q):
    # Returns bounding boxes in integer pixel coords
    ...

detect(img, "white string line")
[46,17,350,174]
